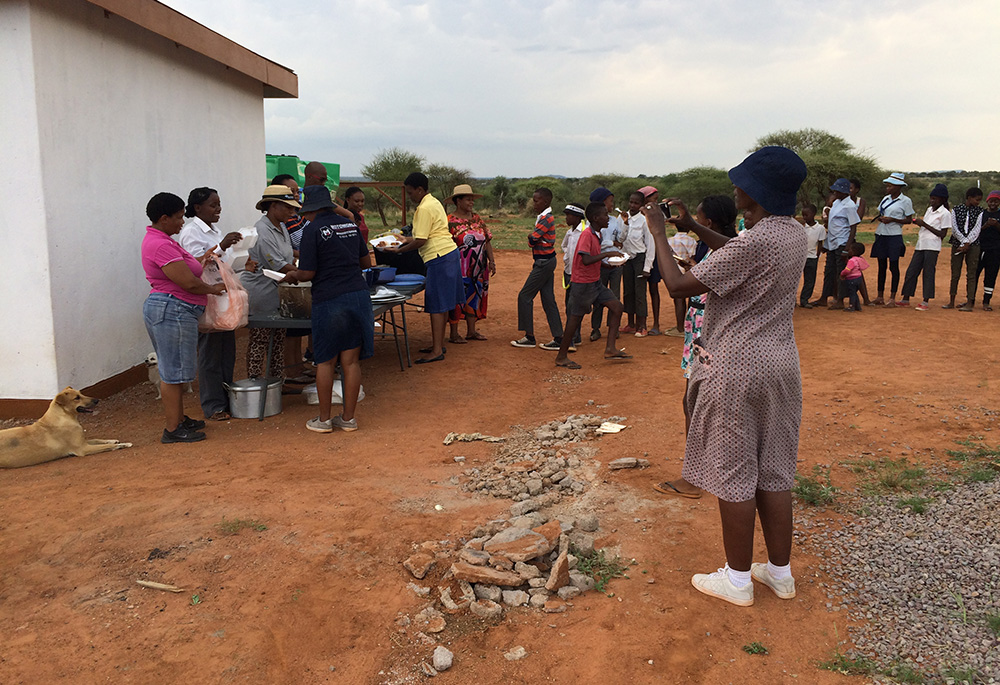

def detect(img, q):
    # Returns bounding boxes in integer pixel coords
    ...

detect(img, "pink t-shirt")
[841,255,869,281]
[572,227,603,284]
[141,226,206,306]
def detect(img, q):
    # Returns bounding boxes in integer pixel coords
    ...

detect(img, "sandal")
[652,481,702,499]
[466,332,488,341]
[447,337,468,345]
[208,411,231,421]
[605,349,633,360]
[555,359,582,369]
[984,305,994,312]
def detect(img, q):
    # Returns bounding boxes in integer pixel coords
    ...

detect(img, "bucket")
[225,378,282,418]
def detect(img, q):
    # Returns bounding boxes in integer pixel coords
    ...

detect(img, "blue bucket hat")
[829,178,851,194]
[300,185,334,213]
[728,146,807,216]
[930,183,949,199]
[589,187,613,203]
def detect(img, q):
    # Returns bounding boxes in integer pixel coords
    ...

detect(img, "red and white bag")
[198,254,249,332]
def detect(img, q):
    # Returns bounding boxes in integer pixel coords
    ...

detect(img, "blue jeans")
[143,292,204,384]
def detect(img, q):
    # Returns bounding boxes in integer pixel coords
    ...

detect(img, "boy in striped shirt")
[511,188,565,350]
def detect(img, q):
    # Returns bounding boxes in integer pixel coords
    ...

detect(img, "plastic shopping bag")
[198,254,249,332]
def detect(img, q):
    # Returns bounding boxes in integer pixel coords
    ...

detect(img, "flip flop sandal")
[652,481,702,499]
[555,360,582,369]
[208,411,231,421]
[466,333,488,341]
[448,338,468,345]
[605,349,633,360]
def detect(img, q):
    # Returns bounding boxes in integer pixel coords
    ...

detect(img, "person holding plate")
[383,172,463,363]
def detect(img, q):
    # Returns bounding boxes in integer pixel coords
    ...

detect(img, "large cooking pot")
[278,283,311,318]
[225,378,282,419]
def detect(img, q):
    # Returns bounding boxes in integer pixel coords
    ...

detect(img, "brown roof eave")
[83,0,298,98]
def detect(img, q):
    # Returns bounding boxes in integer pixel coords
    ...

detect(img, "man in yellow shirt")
[387,172,463,363]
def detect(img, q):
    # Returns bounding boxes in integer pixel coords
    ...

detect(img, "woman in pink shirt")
[141,192,226,444]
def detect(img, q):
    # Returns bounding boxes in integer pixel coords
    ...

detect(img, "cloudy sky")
[163,0,999,178]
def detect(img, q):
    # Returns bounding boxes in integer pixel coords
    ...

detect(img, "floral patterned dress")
[447,213,492,321]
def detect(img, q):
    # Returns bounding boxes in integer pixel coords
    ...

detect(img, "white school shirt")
[802,221,825,259]
[914,205,953,252]
[599,213,624,265]
[619,212,656,272]
[562,226,582,274]
[875,193,915,236]
[177,216,233,262]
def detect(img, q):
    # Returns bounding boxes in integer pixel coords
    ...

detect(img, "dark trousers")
[977,248,1000,303]
[950,245,981,302]
[821,249,848,300]
[517,255,562,339]
[591,264,622,331]
[622,253,648,316]
[800,257,818,305]
[901,250,938,301]
[562,273,583,343]
[198,330,235,416]
[846,277,863,310]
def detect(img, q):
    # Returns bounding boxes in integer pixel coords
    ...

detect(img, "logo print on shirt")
[320,227,333,240]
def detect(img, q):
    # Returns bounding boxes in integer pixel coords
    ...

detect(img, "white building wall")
[0,0,61,397]
[1,0,269,399]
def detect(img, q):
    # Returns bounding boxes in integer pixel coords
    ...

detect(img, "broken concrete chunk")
[403,553,436,580]
[450,562,523,587]
[501,590,529,606]
[469,598,503,619]
[608,457,638,470]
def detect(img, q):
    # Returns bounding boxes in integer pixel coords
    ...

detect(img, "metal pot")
[225,378,282,419]
[278,283,312,318]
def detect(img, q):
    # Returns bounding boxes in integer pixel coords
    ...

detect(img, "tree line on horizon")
[357,130,1000,223]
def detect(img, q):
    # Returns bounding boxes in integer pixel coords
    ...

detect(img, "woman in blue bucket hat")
[642,146,807,607]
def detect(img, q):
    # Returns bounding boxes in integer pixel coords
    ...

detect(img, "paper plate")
[370,235,403,249]
[606,255,628,266]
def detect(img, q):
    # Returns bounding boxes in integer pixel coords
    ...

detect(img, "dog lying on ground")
[145,352,193,400]
[0,388,132,468]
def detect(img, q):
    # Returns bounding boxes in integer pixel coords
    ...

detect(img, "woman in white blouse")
[177,187,245,420]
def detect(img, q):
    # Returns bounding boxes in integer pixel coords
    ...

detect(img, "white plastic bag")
[198,254,249,332]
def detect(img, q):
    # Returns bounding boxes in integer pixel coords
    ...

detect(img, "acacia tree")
[754,129,884,211]
[360,147,425,225]
[425,163,473,203]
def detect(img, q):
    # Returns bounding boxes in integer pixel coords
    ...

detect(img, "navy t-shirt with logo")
[297,210,368,303]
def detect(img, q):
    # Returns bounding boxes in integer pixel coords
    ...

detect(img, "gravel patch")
[799,477,1000,682]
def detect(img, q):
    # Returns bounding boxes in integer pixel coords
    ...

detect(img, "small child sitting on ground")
[840,242,869,312]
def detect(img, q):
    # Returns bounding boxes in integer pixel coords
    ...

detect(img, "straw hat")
[255,184,302,211]
[446,183,483,204]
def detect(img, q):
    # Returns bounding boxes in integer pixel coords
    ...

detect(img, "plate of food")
[370,234,403,250]
[606,253,629,267]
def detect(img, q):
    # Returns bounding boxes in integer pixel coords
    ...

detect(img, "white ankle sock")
[767,561,791,580]
[726,565,752,588]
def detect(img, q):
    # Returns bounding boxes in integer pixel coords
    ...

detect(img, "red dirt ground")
[2,249,998,684]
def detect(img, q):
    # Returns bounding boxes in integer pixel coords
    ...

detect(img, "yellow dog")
[0,388,132,468]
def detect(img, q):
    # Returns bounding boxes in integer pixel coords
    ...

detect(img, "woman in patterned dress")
[653,194,738,500]
[643,146,808,607]
[445,184,496,343]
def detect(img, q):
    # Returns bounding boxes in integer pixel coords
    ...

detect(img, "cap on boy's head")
[638,185,658,198]
[930,183,950,200]
[988,190,1000,202]
[564,204,585,217]
[829,178,851,194]
[882,172,907,186]
[589,187,613,203]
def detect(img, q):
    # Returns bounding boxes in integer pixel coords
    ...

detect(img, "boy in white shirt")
[561,204,586,345]
[799,204,825,308]
[901,184,953,311]
[620,191,657,336]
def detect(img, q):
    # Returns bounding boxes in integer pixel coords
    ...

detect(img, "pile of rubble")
[402,512,602,627]
[458,414,628,501]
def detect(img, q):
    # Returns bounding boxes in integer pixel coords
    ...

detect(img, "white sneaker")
[306,417,333,433]
[691,568,754,606]
[750,563,796,599]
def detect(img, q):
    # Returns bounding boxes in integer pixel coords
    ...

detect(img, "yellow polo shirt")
[412,193,456,262]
